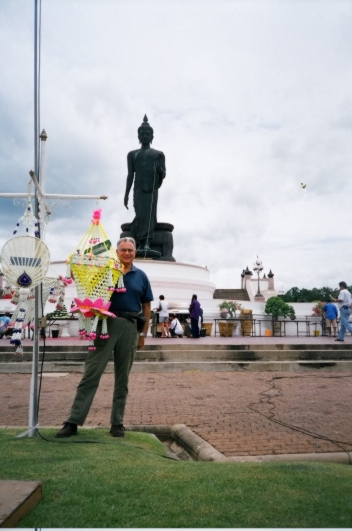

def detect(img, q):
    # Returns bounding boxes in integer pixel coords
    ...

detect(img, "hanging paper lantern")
[1,236,50,288]
[65,209,125,350]
[1,236,50,355]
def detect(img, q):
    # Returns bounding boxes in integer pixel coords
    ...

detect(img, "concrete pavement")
[1,334,351,458]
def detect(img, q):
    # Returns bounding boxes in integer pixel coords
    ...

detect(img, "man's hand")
[137,335,145,350]
[124,194,129,209]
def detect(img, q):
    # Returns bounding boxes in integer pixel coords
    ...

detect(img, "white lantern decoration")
[1,235,50,354]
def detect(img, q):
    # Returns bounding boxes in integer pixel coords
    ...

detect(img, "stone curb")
[224,452,352,464]
[128,423,225,462]
[1,425,351,465]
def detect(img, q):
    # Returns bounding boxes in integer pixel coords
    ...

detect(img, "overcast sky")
[0,0,351,292]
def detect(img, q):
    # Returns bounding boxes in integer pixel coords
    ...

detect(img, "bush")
[265,297,295,319]
[311,301,325,317]
[218,301,242,317]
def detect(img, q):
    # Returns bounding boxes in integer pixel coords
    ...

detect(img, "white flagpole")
[28,0,41,437]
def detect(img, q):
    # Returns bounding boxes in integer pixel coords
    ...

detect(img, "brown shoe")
[55,422,78,438]
[110,424,125,437]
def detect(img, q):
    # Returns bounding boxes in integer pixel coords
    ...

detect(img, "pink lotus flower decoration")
[70,297,115,318]
[59,275,73,286]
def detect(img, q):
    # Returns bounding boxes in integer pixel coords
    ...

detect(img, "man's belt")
[112,311,139,323]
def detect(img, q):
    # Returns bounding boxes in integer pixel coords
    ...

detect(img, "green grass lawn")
[1,428,351,528]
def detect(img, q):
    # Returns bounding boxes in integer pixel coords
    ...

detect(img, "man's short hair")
[170,313,176,318]
[339,281,348,289]
[159,295,165,300]
[116,237,136,250]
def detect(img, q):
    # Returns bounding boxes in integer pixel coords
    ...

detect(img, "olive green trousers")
[67,316,139,426]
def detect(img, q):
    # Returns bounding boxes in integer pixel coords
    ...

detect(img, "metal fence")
[214,315,344,337]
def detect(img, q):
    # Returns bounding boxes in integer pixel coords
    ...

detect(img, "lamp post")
[253,256,264,298]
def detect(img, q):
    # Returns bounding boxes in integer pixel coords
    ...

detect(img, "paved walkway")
[1,334,352,457]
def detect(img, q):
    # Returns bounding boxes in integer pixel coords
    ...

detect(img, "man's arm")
[331,291,343,303]
[137,301,151,349]
[124,152,135,209]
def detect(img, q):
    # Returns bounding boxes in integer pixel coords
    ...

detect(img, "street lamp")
[253,256,264,297]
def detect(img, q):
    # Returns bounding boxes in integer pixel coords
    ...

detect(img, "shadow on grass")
[0,428,351,528]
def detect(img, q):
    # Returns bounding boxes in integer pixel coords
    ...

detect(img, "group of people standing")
[324,281,352,342]
[154,293,203,338]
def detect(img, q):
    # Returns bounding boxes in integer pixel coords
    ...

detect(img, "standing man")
[322,300,338,337]
[155,295,170,338]
[331,281,352,342]
[56,237,153,438]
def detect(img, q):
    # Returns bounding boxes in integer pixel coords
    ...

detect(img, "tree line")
[279,286,352,303]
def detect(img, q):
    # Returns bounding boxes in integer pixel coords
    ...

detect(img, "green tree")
[279,286,348,303]
[265,297,295,319]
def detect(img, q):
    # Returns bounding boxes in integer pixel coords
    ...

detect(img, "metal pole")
[28,0,41,437]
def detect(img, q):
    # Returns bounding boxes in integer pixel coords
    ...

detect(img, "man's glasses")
[119,249,135,253]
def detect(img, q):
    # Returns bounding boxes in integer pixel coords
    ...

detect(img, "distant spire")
[268,269,274,278]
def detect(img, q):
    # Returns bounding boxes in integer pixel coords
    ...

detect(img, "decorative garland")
[65,209,124,350]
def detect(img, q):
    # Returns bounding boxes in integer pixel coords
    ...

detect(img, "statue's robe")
[128,148,166,242]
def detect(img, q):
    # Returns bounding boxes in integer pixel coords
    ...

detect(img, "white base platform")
[47,259,216,312]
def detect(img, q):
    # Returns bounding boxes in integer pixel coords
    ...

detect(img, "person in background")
[155,295,170,338]
[199,306,204,328]
[189,294,201,338]
[322,299,338,337]
[0,312,11,339]
[169,313,183,338]
[331,281,352,342]
[184,319,193,338]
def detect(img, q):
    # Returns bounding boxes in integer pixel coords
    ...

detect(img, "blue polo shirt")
[0,316,10,330]
[323,303,338,320]
[109,265,153,313]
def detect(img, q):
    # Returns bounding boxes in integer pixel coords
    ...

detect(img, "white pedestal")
[47,259,216,312]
